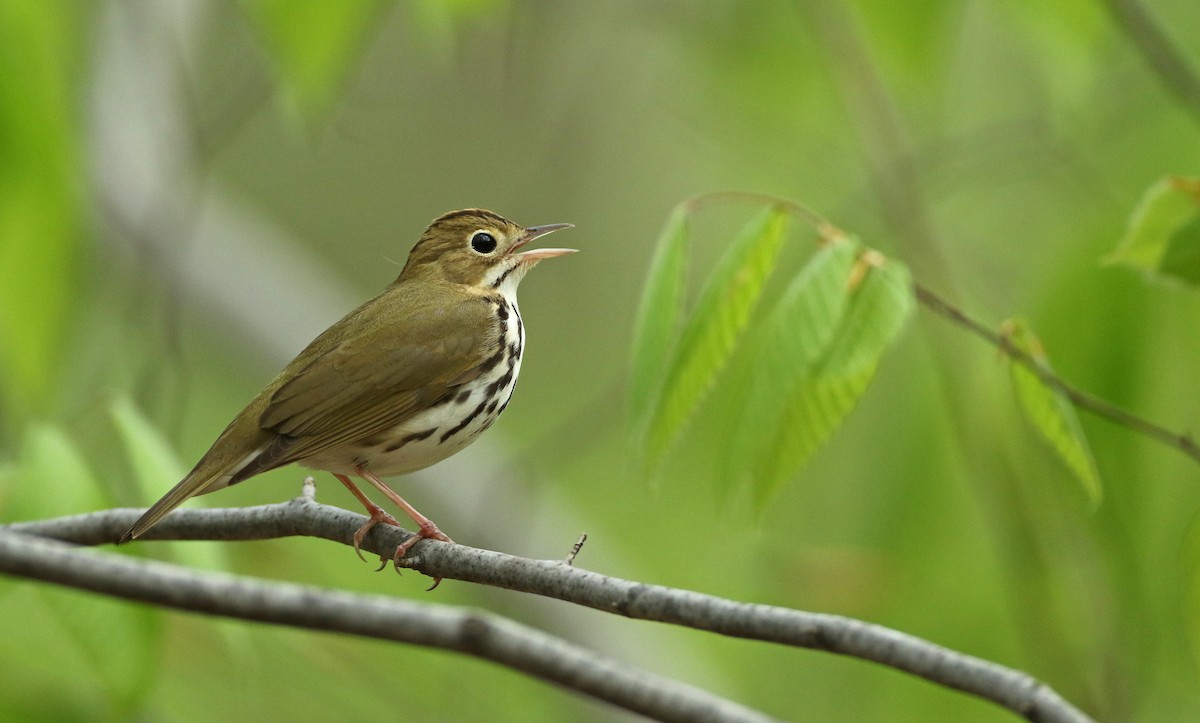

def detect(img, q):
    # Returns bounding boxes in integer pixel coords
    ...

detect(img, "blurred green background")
[2,0,1199,720]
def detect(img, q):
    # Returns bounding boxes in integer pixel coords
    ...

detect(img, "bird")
[120,208,575,573]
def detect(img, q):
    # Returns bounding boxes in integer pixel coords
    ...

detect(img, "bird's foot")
[392,522,454,590]
[351,503,403,567]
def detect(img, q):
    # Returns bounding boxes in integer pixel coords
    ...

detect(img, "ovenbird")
[121,209,575,566]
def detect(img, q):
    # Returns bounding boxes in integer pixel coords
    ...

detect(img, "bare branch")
[0,525,769,723]
[5,499,1094,723]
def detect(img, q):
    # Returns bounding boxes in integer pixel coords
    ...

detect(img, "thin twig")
[4,500,1094,723]
[565,533,588,565]
[684,191,828,229]
[914,282,1200,465]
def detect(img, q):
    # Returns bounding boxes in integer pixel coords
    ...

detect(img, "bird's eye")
[470,232,498,254]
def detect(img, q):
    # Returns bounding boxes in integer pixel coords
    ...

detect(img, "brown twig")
[565,532,588,565]
[914,282,1200,465]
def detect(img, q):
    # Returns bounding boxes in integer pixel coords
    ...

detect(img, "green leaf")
[19,424,106,515]
[110,396,187,494]
[0,0,83,420]
[1004,318,1102,505]
[1159,215,1200,285]
[1105,176,1200,286]
[0,424,163,710]
[727,240,860,485]
[730,241,914,507]
[0,425,101,601]
[818,250,915,377]
[629,205,690,436]
[749,369,877,508]
[0,425,104,541]
[643,206,789,465]
[241,0,386,123]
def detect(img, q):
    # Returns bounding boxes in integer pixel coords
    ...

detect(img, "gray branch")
[3,495,1093,723]
[0,525,768,723]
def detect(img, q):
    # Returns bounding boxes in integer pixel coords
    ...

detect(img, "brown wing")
[248,286,496,472]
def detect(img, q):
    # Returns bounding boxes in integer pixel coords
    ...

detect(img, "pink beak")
[513,223,577,261]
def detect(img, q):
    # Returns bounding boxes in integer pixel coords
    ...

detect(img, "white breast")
[303,293,525,477]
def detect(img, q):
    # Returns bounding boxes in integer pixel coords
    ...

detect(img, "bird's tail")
[118,467,230,543]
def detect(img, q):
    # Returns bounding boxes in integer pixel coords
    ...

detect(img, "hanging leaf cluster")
[628,201,914,506]
[630,196,1123,507]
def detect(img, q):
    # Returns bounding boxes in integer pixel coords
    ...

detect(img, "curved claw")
[350,506,402,564]
[337,469,454,589]
[389,525,454,591]
[351,524,372,563]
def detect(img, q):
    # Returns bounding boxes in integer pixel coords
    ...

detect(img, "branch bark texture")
[0,525,768,723]
[4,498,1094,723]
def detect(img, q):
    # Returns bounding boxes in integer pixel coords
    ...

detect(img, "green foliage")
[0,424,162,714]
[1106,176,1200,287]
[1,425,103,525]
[628,205,689,440]
[634,206,789,467]
[1003,319,1102,505]
[730,241,914,508]
[40,568,163,715]
[3,3,1200,719]
[0,0,83,421]
[240,0,387,123]
[631,201,914,503]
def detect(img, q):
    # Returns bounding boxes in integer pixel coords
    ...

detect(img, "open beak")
[513,223,577,261]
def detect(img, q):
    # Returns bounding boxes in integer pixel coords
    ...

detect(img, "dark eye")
[471,232,497,254]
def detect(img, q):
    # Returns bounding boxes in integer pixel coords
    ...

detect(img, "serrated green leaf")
[1105,176,1200,278]
[1005,318,1102,505]
[730,242,914,507]
[726,240,859,488]
[629,205,690,435]
[750,368,877,508]
[817,252,914,377]
[241,0,386,123]
[644,206,789,465]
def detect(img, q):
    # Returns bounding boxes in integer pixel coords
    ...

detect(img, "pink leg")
[333,473,402,565]
[355,466,453,589]
[355,465,453,555]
